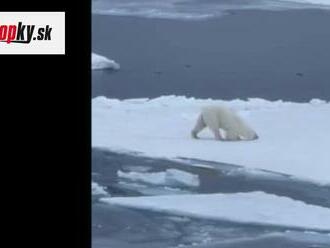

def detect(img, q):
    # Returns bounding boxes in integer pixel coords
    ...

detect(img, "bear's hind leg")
[191,114,206,139]
[211,128,223,141]
[225,131,240,141]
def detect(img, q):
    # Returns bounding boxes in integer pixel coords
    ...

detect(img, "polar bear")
[191,105,258,141]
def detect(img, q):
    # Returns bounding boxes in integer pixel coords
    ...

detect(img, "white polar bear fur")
[191,105,258,141]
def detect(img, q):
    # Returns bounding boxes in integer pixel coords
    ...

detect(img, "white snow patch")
[310,98,328,105]
[92,53,120,70]
[118,169,200,187]
[224,167,289,180]
[122,165,152,173]
[92,95,330,184]
[101,191,330,230]
[117,181,190,195]
[284,0,330,6]
[92,182,109,196]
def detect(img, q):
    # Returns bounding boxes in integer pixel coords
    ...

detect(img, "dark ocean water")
[92,9,330,101]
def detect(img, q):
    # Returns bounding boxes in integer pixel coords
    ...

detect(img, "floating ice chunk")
[92,52,120,70]
[165,169,200,187]
[92,182,108,196]
[117,169,200,187]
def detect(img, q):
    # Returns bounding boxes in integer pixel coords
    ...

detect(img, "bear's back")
[201,105,238,130]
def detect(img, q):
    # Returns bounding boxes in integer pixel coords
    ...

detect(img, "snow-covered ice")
[118,169,200,187]
[101,191,330,230]
[92,53,120,70]
[92,95,330,184]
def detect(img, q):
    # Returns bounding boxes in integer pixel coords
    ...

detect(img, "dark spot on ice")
[296,72,304,77]
[184,64,192,68]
